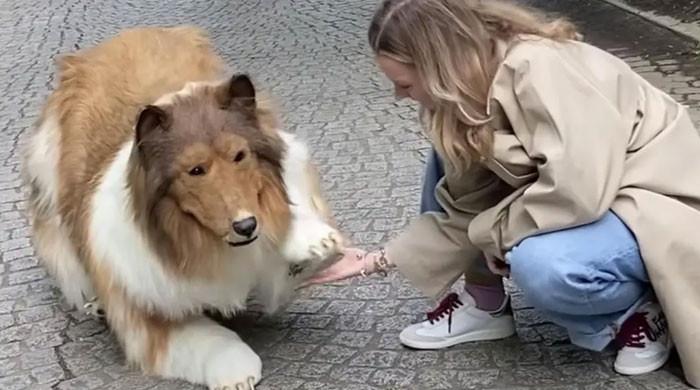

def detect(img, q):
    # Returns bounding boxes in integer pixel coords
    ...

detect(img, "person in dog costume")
[308,0,700,385]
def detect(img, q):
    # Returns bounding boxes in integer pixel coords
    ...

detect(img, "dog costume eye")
[189,166,206,176]
[234,151,246,163]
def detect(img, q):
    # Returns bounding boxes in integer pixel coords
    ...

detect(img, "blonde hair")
[368,0,579,173]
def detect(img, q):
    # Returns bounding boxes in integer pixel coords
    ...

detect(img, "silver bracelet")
[359,248,392,278]
[374,248,391,277]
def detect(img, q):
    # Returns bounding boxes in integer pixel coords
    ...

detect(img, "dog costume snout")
[232,216,257,238]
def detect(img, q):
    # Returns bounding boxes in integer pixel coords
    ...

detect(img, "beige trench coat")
[386,36,700,386]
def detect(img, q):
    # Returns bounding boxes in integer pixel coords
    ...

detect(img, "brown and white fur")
[22,26,342,389]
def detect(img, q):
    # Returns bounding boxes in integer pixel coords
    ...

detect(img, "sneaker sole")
[614,338,674,376]
[399,319,516,350]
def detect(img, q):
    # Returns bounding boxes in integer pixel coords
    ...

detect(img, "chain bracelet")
[373,248,390,277]
[359,248,392,278]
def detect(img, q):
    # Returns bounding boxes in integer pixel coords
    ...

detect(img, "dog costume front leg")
[101,291,261,390]
[278,131,343,264]
[161,317,262,390]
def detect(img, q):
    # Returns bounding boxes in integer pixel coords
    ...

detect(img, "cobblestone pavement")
[1,0,700,389]
[616,0,700,24]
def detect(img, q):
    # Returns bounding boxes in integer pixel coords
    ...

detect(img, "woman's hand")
[302,247,373,285]
[485,253,510,277]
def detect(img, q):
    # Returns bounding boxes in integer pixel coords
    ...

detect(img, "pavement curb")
[599,0,700,44]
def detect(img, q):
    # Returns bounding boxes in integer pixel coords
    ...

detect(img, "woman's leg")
[508,210,671,375]
[398,149,515,350]
[419,148,446,214]
[420,149,505,311]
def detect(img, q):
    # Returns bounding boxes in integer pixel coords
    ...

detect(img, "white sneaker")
[399,291,516,349]
[614,301,673,376]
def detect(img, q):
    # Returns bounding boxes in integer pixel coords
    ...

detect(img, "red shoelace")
[615,311,666,348]
[426,292,463,333]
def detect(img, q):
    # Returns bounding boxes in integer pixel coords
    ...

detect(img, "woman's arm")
[306,162,512,298]
[384,164,511,297]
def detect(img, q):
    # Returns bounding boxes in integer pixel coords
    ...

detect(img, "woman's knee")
[508,236,584,310]
[508,212,649,317]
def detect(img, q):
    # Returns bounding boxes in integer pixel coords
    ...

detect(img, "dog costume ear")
[135,105,171,143]
[220,74,256,110]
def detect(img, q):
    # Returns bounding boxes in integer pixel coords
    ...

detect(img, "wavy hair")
[369,0,579,172]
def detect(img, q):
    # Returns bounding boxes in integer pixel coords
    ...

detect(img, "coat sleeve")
[468,44,632,257]
[386,162,512,298]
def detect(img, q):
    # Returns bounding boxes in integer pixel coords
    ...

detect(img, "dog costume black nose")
[232,217,257,237]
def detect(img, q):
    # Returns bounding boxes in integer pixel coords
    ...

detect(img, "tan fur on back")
[50,26,225,245]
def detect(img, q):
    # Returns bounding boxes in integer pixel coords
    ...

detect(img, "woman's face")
[376,55,433,109]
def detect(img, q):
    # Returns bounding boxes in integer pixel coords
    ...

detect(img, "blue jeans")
[421,149,651,351]
[419,149,446,213]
